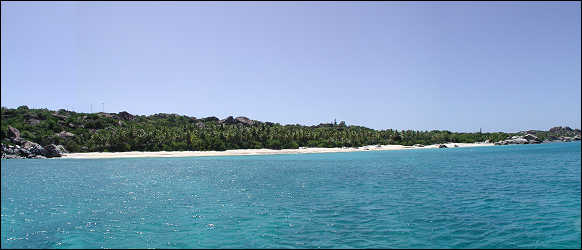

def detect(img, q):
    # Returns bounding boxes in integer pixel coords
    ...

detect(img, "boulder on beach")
[28,144,49,157]
[22,140,42,150]
[44,144,68,158]
[17,148,31,158]
[438,144,448,148]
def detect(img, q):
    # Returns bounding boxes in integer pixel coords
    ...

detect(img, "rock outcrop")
[55,131,75,138]
[1,142,68,159]
[219,116,237,125]
[235,116,255,126]
[495,134,542,145]
[438,144,448,148]
[118,111,135,121]
[44,144,68,157]
[8,125,20,140]
[219,116,257,126]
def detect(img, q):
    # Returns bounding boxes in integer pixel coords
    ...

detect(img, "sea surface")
[1,142,581,249]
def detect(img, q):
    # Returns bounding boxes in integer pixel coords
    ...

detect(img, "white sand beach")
[61,142,495,159]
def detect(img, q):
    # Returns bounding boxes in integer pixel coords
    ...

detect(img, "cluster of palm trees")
[1,107,511,153]
[82,121,510,152]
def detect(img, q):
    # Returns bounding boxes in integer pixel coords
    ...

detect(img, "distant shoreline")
[60,142,495,159]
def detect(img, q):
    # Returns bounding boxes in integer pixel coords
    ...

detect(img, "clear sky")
[1,2,580,132]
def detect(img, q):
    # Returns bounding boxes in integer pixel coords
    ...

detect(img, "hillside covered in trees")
[1,106,579,154]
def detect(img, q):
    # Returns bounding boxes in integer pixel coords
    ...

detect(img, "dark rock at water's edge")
[45,144,68,157]
[438,144,448,148]
[1,141,68,159]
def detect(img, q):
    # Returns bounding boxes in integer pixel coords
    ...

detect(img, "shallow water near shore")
[2,142,580,248]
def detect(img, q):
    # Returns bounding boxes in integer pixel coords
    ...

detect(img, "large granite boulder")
[201,116,219,122]
[3,154,22,159]
[26,118,41,126]
[118,111,135,121]
[1,144,14,155]
[20,140,38,150]
[44,144,68,157]
[510,138,529,144]
[28,144,49,157]
[17,148,31,158]
[219,116,237,125]
[21,140,41,150]
[561,137,574,142]
[235,116,255,126]
[45,144,69,157]
[8,126,20,139]
[438,144,448,148]
[55,131,75,138]
[495,136,529,145]
[523,134,541,143]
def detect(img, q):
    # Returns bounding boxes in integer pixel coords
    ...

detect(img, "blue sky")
[1,2,580,132]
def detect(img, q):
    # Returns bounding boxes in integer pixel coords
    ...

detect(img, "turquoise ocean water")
[1,142,581,249]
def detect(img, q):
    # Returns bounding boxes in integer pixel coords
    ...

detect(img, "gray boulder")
[118,111,135,121]
[523,134,541,143]
[8,126,20,139]
[29,144,49,157]
[17,148,31,157]
[438,144,448,148]
[26,119,41,126]
[22,140,41,150]
[3,154,22,159]
[511,138,529,144]
[55,131,75,138]
[2,145,16,155]
[219,116,237,125]
[44,144,68,157]
[235,116,255,126]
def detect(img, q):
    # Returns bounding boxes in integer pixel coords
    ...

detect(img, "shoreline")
[60,142,495,159]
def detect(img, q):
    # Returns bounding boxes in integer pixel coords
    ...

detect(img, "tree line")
[2,105,516,152]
